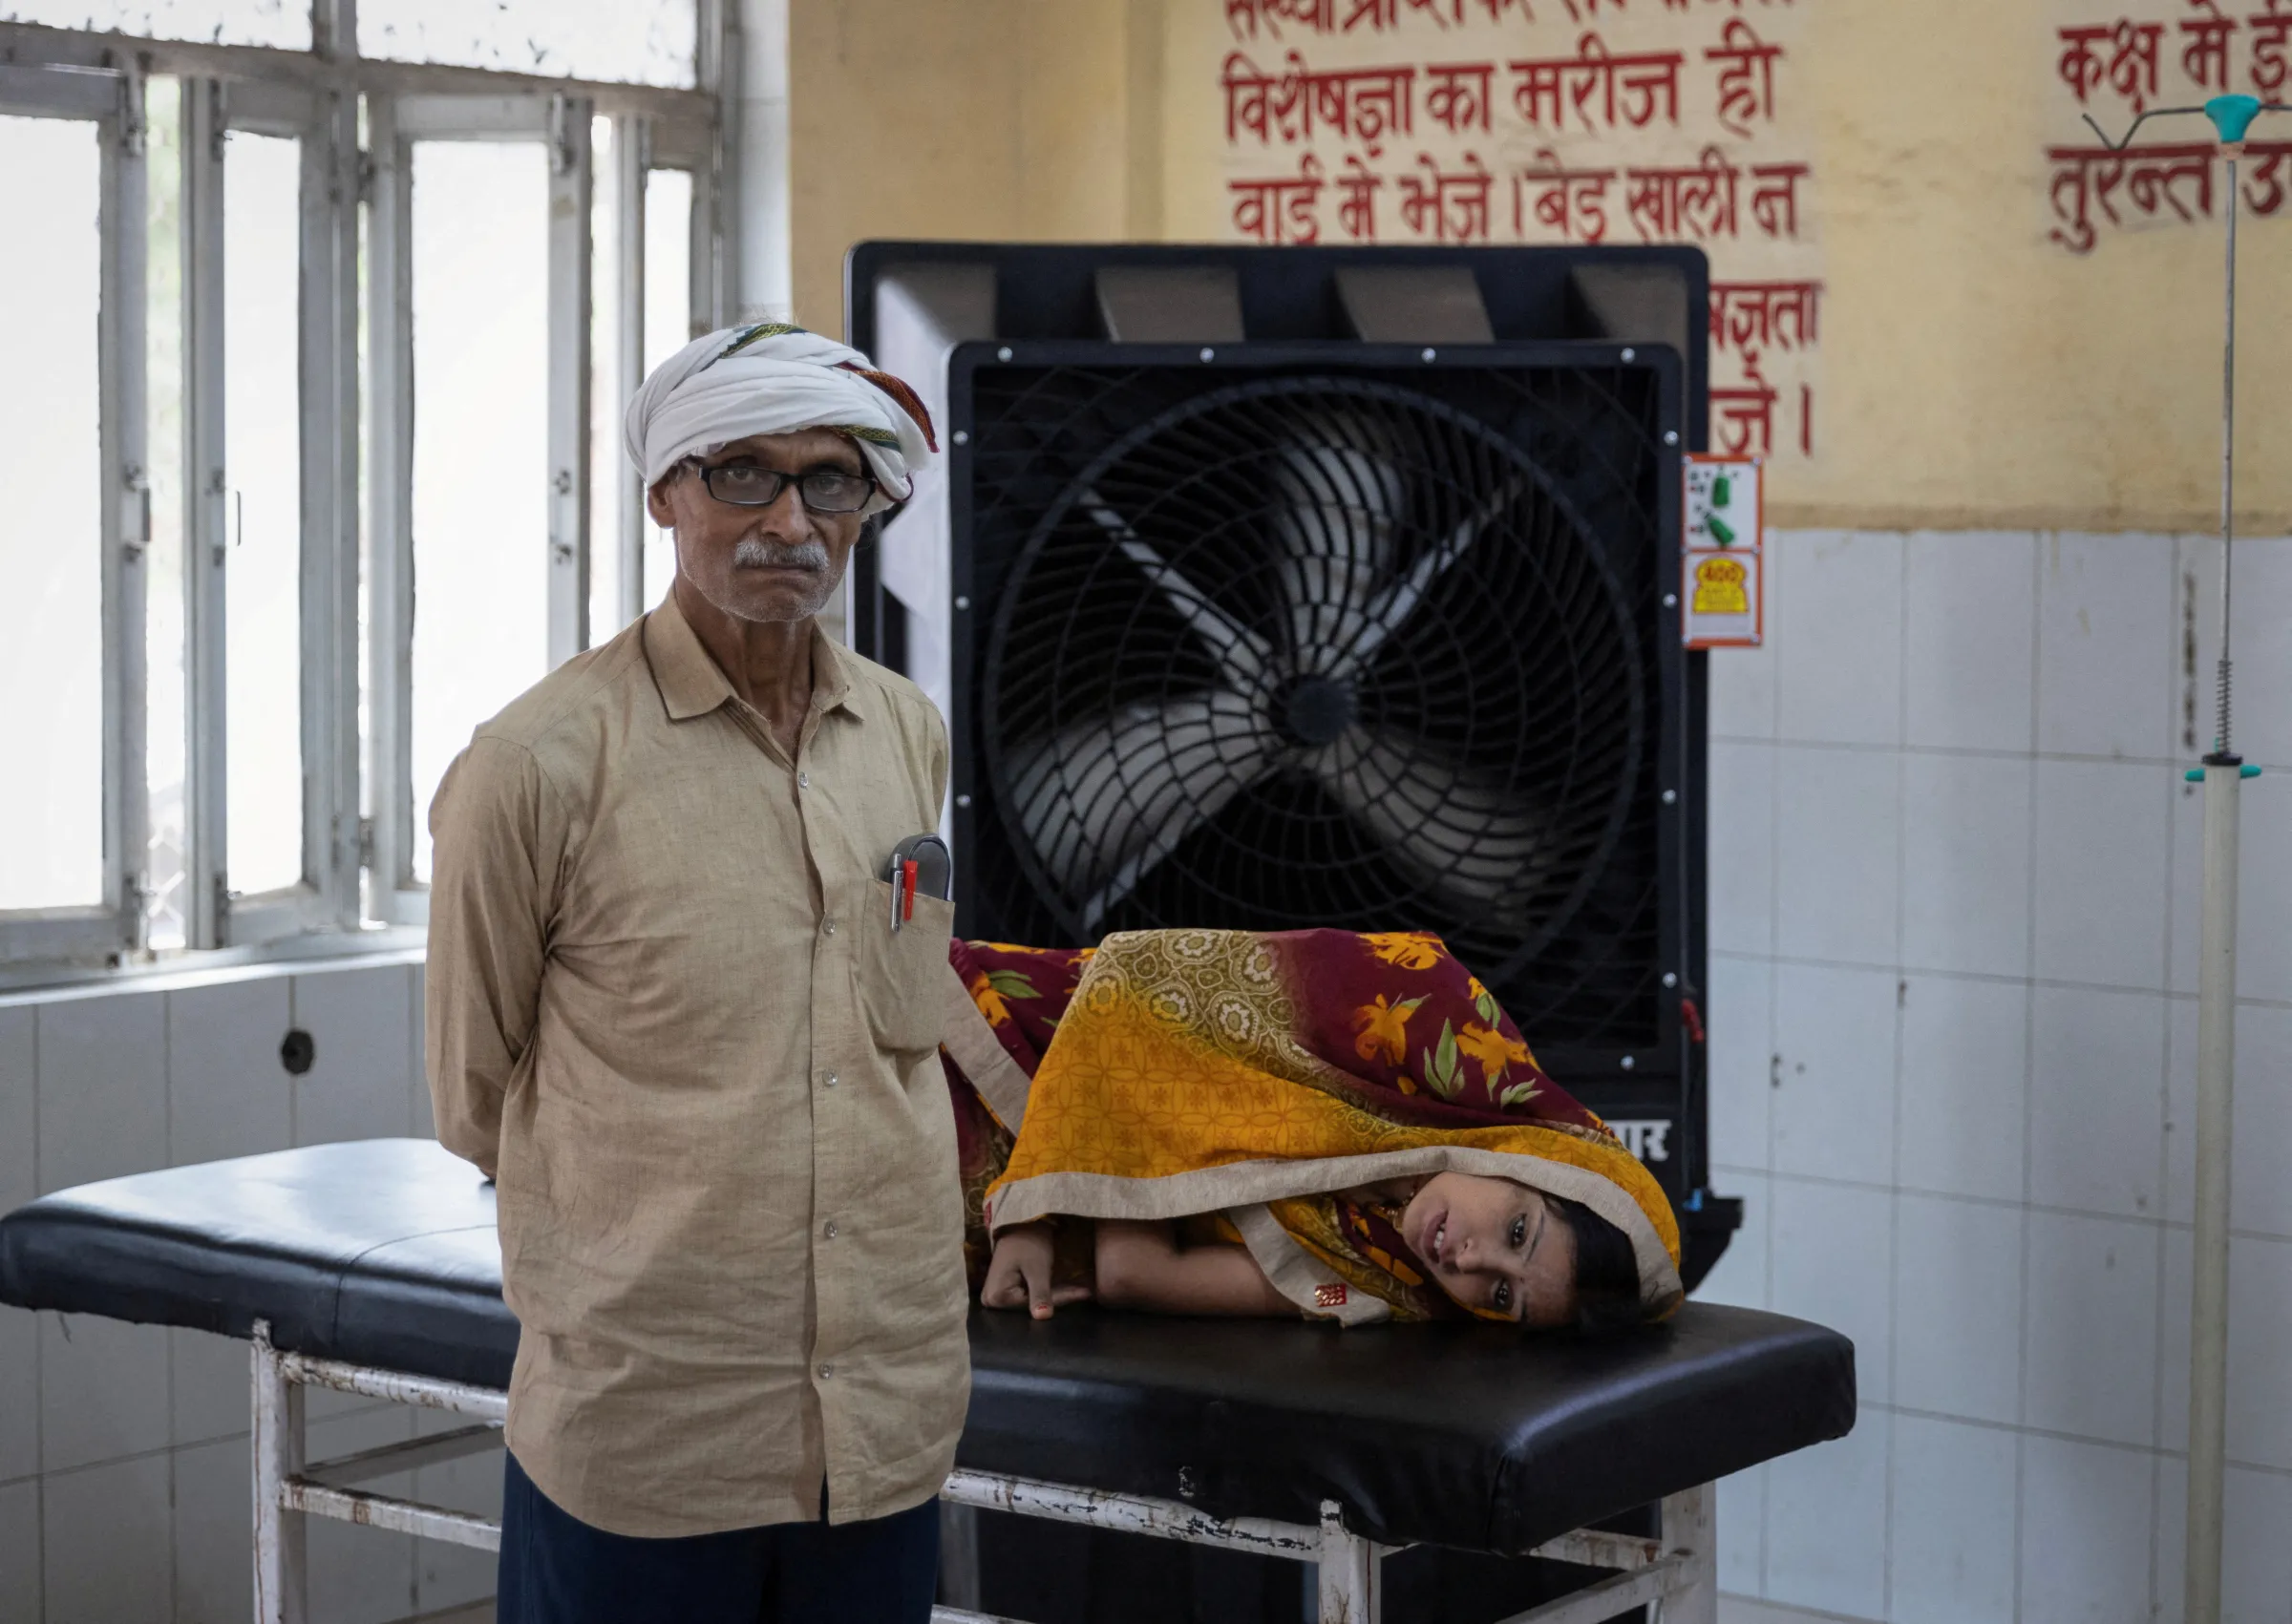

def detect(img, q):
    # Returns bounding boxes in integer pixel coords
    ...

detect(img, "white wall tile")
[1897,975,2027,1204]
[173,1326,247,1448]
[0,1306,35,1484]
[1708,953,1772,1175]
[2028,985,2166,1220]
[39,1312,168,1472]
[292,966,416,1147]
[0,1004,33,1213]
[1697,1170,1769,1311]
[2170,770,2292,1006]
[2165,1000,2292,1237]
[2179,534,2292,769]
[306,1408,418,1624]
[2031,759,2171,991]
[2023,1211,2160,1447]
[2036,531,2175,761]
[1774,747,1901,967]
[1716,1462,1766,1598]
[1763,1410,1889,1622]
[2154,1460,2292,1624]
[2019,1435,2154,1624]
[168,977,292,1169]
[1772,531,1903,749]
[1900,751,2032,979]
[1770,1178,1893,1403]
[0,1478,38,1622]
[1893,1194,2022,1426]
[1903,532,2037,755]
[1709,631,1777,742]
[36,991,166,1193]
[174,1432,250,1624]
[1771,963,1897,1189]
[2209,1234,2292,1472]
[1887,1413,2017,1624]
[41,1452,173,1624]
[1709,741,1776,959]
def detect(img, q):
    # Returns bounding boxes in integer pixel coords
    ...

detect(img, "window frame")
[0,56,151,966]
[0,4,734,960]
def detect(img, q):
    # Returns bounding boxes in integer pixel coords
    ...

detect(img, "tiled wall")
[1700,531,2292,1624]
[0,955,503,1624]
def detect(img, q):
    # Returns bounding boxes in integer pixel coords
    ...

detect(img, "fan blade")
[1268,425,1406,674]
[1081,491,1270,688]
[1303,724,1559,919]
[1323,480,1520,681]
[1009,689,1277,932]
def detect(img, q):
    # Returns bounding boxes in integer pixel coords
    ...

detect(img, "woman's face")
[1399,1172,1577,1327]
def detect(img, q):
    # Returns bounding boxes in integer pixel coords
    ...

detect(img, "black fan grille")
[956,358,1676,1051]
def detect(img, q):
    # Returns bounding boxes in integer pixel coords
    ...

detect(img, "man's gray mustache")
[732,538,831,571]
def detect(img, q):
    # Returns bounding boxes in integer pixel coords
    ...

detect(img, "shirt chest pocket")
[853,878,956,1054]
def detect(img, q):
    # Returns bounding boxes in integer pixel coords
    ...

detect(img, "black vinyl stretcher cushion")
[0,1139,1855,1554]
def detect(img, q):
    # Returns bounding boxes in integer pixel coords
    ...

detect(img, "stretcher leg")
[1660,1483,1717,1624]
[1316,1500,1385,1624]
[252,1323,308,1624]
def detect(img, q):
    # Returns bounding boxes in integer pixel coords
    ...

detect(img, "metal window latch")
[358,816,376,870]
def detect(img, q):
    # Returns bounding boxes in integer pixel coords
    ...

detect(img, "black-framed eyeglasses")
[687,460,877,514]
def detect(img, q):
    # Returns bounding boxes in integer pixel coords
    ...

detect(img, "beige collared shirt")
[425,595,966,1537]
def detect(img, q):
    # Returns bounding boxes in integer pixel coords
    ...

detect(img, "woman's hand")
[982,1222,1093,1318]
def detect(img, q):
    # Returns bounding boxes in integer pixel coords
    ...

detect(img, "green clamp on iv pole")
[2089,91,2281,1624]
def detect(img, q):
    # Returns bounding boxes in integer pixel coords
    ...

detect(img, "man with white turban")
[426,324,961,1623]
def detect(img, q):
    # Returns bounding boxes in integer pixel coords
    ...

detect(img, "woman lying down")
[937,927,1682,1334]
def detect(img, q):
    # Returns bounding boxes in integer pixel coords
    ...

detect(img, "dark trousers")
[498,1451,942,1624]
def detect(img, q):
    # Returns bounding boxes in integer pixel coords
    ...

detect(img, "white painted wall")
[1701,531,2292,1624]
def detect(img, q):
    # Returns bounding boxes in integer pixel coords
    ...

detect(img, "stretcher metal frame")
[250,1320,1718,1624]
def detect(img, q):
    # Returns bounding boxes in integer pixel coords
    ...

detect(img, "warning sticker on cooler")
[1683,454,1763,649]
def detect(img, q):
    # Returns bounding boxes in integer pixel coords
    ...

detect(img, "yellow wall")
[790,0,2292,533]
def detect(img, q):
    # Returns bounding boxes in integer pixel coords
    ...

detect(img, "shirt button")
[817,1363,834,1381]
[823,1072,838,1088]
[822,919,837,938]
[797,770,809,789]
[823,1220,838,1239]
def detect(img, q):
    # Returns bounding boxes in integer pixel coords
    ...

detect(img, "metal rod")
[2186,141,2249,1624]
[251,1325,308,1624]
[939,1466,1323,1560]
[1317,1500,1382,1624]
[283,1479,505,1550]
[2218,154,2238,755]
[275,1347,510,1421]
[2186,760,2244,1624]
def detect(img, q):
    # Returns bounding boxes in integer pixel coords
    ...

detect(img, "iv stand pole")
[2186,123,2247,1624]
[2085,95,2278,1624]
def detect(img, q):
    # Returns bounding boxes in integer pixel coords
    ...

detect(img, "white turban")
[622,323,937,517]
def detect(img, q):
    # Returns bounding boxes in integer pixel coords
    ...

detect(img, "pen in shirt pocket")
[884,833,952,932]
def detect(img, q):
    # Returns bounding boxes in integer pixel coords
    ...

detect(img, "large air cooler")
[847,243,1736,1286]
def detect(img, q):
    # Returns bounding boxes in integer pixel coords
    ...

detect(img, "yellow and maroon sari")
[935,927,1681,1325]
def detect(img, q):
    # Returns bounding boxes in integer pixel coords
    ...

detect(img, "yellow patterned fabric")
[975,928,1681,1319]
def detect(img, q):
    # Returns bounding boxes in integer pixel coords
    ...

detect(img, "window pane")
[409,141,549,883]
[0,116,105,912]
[641,166,691,609]
[587,115,622,643]
[0,0,308,50]
[361,0,696,89]
[224,130,304,896]
[146,77,189,949]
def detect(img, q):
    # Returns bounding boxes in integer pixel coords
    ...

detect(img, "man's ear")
[645,474,678,529]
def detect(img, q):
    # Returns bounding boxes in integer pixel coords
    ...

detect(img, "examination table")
[0,1139,1855,1624]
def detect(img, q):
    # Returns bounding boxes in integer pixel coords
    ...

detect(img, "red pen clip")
[902,858,919,923]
